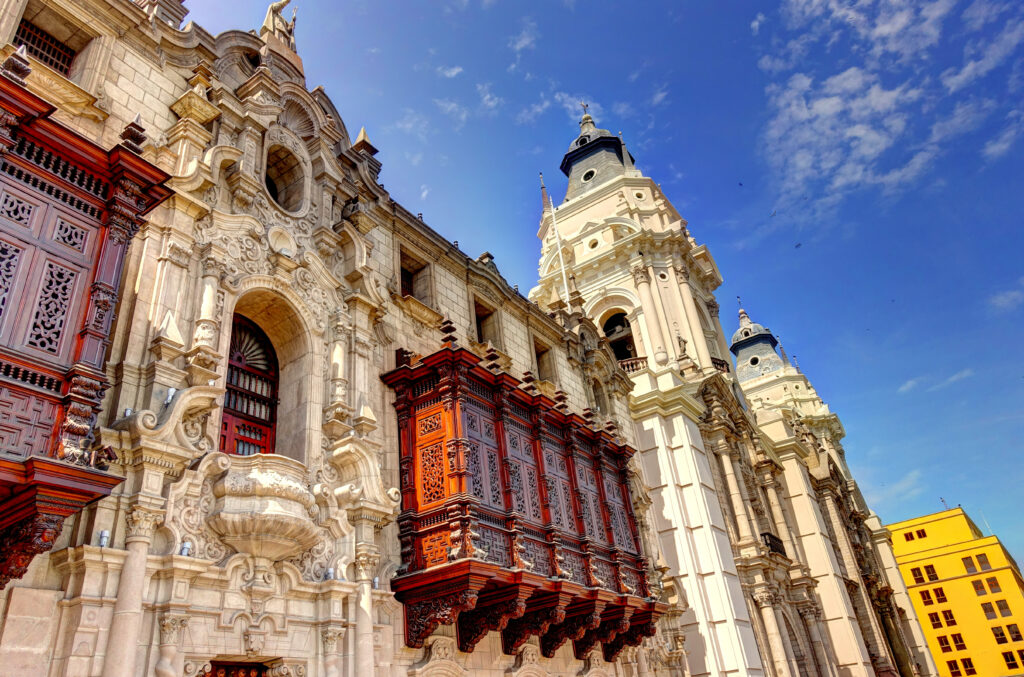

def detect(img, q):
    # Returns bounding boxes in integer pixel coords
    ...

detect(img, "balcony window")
[602,311,636,362]
[220,315,278,456]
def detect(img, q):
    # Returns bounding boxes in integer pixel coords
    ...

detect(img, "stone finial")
[1,45,31,86]
[439,316,458,348]
[353,126,379,156]
[120,113,147,154]
[738,307,752,327]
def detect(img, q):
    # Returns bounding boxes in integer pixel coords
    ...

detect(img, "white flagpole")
[541,173,571,305]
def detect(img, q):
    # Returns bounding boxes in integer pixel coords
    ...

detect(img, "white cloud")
[433,98,469,129]
[552,92,602,122]
[516,97,550,124]
[392,109,430,141]
[990,289,1024,310]
[651,85,669,106]
[864,469,924,508]
[898,377,923,393]
[612,101,636,118]
[436,65,463,78]
[406,152,423,166]
[929,98,995,143]
[420,185,430,200]
[963,0,1013,31]
[476,83,503,111]
[942,18,1024,92]
[983,109,1024,158]
[508,17,538,59]
[927,368,975,391]
[751,12,766,35]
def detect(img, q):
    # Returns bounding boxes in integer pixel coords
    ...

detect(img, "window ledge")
[2,44,107,122]
[394,293,443,329]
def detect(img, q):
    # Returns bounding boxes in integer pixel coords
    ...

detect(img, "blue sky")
[189,1,1024,558]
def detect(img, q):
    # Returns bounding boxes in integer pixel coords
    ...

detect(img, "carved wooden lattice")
[26,261,75,353]
[0,240,22,323]
[383,345,664,654]
[53,218,86,252]
[0,192,33,227]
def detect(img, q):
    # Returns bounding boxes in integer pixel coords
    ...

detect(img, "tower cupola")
[559,106,635,202]
[729,308,784,382]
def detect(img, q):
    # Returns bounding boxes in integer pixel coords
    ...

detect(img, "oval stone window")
[264,144,305,212]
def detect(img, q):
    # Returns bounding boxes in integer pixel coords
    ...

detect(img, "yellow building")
[889,508,1024,677]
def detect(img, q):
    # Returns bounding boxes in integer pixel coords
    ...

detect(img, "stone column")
[101,506,159,677]
[354,549,380,677]
[755,590,793,677]
[322,626,346,677]
[154,615,188,677]
[764,477,796,558]
[632,265,668,365]
[800,607,838,677]
[773,605,803,677]
[673,265,713,370]
[718,446,755,544]
[192,255,225,349]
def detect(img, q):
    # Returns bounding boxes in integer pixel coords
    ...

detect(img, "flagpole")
[540,173,571,305]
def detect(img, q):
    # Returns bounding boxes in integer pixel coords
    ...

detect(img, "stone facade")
[529,115,937,677]
[0,2,648,677]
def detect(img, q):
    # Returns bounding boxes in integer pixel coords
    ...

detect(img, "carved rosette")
[405,589,479,649]
[0,513,64,589]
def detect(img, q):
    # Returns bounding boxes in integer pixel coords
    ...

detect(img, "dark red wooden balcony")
[382,331,665,660]
[0,54,170,588]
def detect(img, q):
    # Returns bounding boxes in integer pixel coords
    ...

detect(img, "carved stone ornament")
[159,615,189,645]
[631,265,650,286]
[406,589,479,649]
[126,506,161,539]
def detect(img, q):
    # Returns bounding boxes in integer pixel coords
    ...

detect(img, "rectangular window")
[916,528,927,538]
[1008,624,1022,642]
[929,612,942,629]
[951,633,966,651]
[988,576,1002,593]
[934,587,947,603]
[533,337,555,382]
[1018,649,1024,662]
[912,567,925,584]
[977,553,992,570]
[983,603,996,620]
[963,556,977,574]
[1005,652,1020,670]
[399,249,432,306]
[937,635,951,653]
[13,20,76,77]
[961,658,975,676]
[995,626,1009,644]
[473,299,499,346]
[947,660,961,677]
[920,590,934,606]
[998,599,1012,617]
[905,532,915,541]
[972,580,987,596]
[942,610,956,626]
[925,564,939,581]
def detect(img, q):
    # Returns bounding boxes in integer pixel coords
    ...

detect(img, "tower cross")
[580,101,589,115]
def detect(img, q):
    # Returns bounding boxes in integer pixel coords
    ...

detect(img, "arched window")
[221,315,279,455]
[602,312,636,361]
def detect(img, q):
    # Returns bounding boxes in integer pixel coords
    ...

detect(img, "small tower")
[559,104,636,202]
[729,308,784,382]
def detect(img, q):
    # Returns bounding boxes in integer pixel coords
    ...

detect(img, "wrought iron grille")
[13,21,76,77]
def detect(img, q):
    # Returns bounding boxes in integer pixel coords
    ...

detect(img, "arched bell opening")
[602,311,636,362]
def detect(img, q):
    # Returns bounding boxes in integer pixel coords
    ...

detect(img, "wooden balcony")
[711,357,731,373]
[0,57,170,588]
[382,338,665,659]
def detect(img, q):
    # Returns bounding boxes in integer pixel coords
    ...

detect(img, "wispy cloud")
[405,151,423,166]
[988,277,1024,310]
[436,65,463,78]
[508,17,538,71]
[391,108,430,141]
[898,377,924,393]
[552,92,602,122]
[420,184,430,200]
[864,469,925,508]
[516,97,551,124]
[751,12,766,35]
[927,368,975,391]
[983,109,1024,159]
[433,98,469,129]
[477,83,503,111]
[650,85,669,106]
[942,18,1024,92]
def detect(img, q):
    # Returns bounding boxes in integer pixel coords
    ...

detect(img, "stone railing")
[618,356,648,374]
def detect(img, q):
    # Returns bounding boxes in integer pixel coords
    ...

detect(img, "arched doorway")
[602,312,636,361]
[220,314,279,455]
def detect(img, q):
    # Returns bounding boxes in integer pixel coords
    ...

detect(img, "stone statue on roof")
[262,0,297,51]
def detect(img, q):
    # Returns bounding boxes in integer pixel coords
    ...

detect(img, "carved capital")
[158,615,188,645]
[354,550,380,581]
[321,626,345,655]
[631,265,650,286]
[125,506,161,540]
[673,265,689,283]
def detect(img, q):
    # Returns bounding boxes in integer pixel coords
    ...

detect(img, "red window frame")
[220,315,278,456]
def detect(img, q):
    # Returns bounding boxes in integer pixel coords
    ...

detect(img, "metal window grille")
[13,21,75,76]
